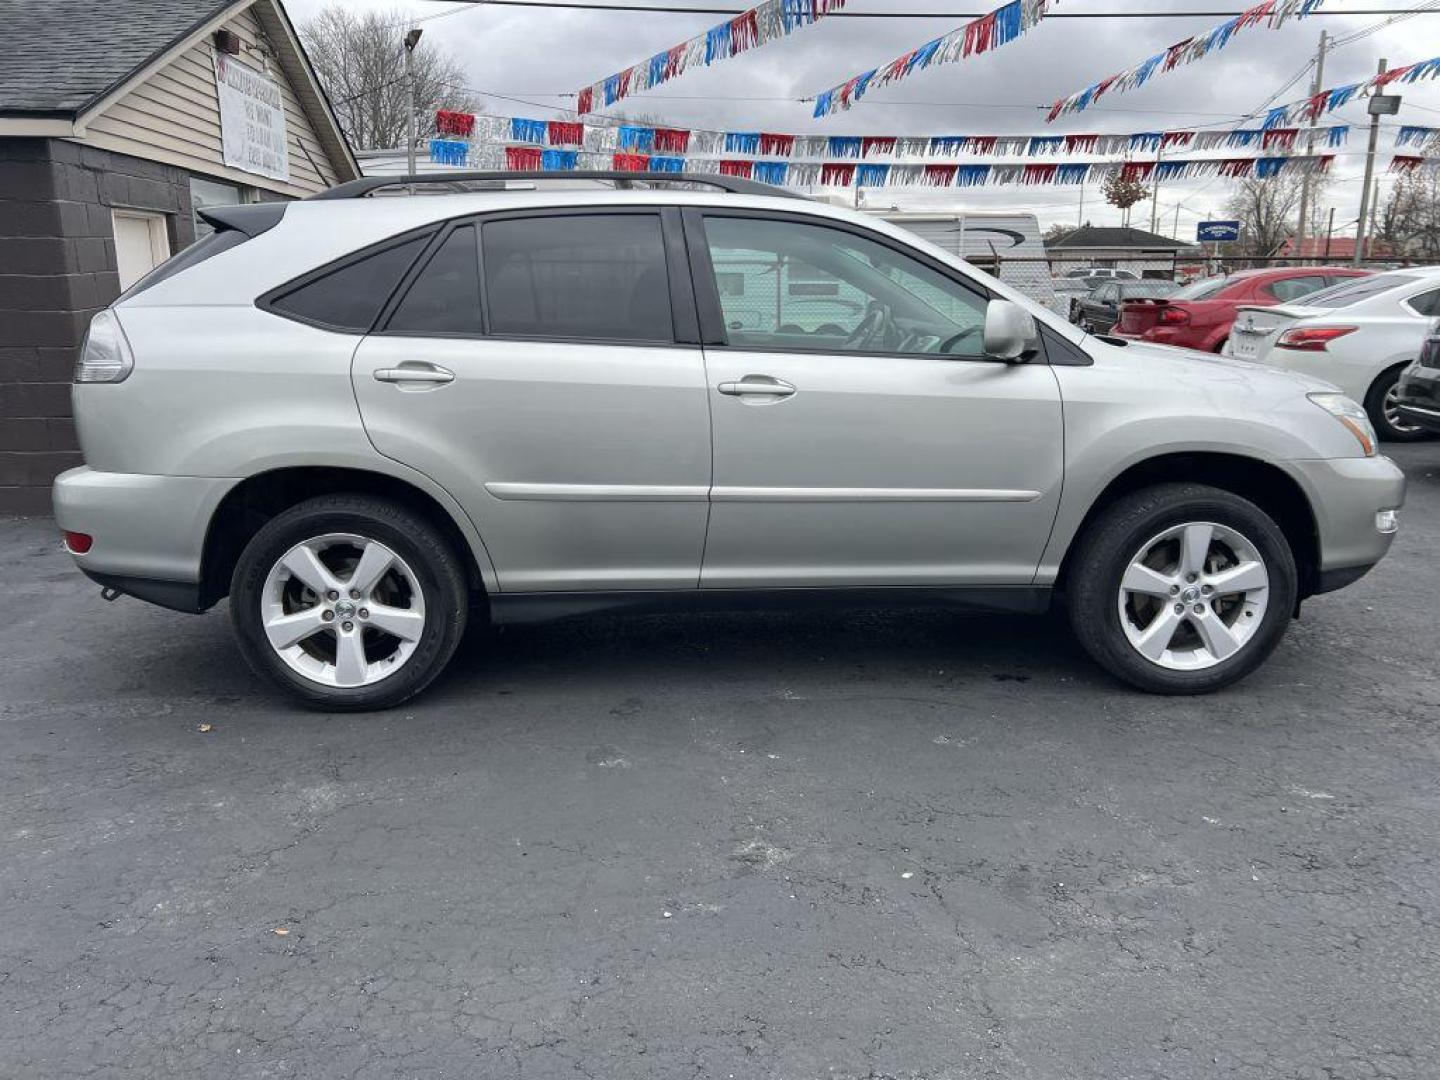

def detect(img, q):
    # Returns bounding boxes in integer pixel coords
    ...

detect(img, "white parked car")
[1225,267,1440,441]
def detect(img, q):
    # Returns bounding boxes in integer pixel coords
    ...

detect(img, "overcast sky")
[283,0,1440,237]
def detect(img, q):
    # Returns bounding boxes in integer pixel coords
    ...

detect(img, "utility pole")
[1149,142,1163,235]
[1323,206,1336,261]
[1354,58,1394,266]
[404,28,424,189]
[1294,30,1328,264]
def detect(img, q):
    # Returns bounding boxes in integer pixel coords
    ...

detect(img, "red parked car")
[1113,266,1372,353]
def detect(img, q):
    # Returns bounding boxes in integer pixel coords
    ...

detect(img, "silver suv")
[55,172,1405,710]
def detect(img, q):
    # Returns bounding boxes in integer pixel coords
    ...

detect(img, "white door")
[112,210,170,291]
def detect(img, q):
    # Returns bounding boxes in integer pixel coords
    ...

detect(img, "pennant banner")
[1389,155,1440,174]
[1048,0,1327,121]
[429,140,1334,189]
[811,0,1053,118]
[433,110,1350,165]
[1397,125,1440,153]
[1250,55,1440,130]
[575,0,849,115]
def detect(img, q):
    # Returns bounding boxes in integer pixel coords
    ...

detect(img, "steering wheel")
[843,301,891,351]
[938,326,983,354]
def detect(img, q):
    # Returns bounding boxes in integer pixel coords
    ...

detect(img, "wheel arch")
[199,465,496,609]
[1054,451,1321,599]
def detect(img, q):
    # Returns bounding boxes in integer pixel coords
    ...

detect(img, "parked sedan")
[1225,267,1440,440]
[1074,280,1179,334]
[1395,319,1440,435]
[1114,266,1370,353]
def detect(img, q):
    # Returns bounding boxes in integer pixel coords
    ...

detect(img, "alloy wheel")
[1383,381,1423,436]
[1116,521,1270,671]
[260,533,426,688]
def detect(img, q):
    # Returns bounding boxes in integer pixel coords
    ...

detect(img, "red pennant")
[1023,163,1058,185]
[1261,128,1298,151]
[719,159,754,178]
[1161,131,1193,149]
[1389,155,1423,172]
[1218,158,1254,178]
[613,152,650,172]
[1122,161,1156,183]
[506,146,544,170]
[1064,134,1099,152]
[759,132,795,156]
[577,87,594,115]
[924,164,958,186]
[862,136,897,157]
[654,127,692,153]
[436,110,475,136]
[547,121,584,146]
[822,162,856,186]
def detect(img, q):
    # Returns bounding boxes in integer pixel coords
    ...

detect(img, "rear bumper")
[1395,365,1440,433]
[1288,455,1405,588]
[52,467,238,602]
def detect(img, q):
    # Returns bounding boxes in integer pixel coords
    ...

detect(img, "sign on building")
[1196,220,1241,243]
[214,54,290,183]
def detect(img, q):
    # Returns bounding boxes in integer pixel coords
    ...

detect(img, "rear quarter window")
[264,232,434,332]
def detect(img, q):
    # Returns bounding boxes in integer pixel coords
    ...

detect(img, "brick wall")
[0,138,195,514]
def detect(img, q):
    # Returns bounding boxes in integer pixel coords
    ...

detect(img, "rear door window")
[387,225,483,335]
[1264,275,1330,303]
[1406,288,1440,317]
[481,214,674,342]
[267,233,432,332]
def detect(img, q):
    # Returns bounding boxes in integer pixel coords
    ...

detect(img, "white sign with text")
[214,53,290,183]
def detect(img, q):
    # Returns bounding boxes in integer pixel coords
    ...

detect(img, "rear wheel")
[1066,483,1297,694]
[1365,366,1428,442]
[230,495,469,710]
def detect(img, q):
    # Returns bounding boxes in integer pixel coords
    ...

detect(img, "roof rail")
[308,170,806,201]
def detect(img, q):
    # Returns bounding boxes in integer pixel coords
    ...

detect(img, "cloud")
[286,0,1440,235]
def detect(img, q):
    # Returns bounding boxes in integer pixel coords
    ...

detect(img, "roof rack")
[308,170,805,201]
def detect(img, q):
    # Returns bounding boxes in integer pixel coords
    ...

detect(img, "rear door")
[685,209,1064,589]
[353,208,713,592]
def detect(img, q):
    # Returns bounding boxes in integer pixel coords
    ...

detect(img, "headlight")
[1309,392,1377,457]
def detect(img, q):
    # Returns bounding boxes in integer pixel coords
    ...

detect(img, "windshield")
[1300,273,1417,308]
[1169,276,1229,301]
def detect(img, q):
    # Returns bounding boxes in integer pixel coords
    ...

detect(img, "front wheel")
[230,495,470,710]
[1365,366,1429,442]
[1066,483,1297,694]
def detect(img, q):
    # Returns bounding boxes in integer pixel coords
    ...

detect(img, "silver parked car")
[55,172,1405,709]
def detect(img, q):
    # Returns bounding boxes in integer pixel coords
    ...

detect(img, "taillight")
[1159,306,1190,326]
[63,531,94,554]
[74,310,134,383]
[1275,326,1357,352]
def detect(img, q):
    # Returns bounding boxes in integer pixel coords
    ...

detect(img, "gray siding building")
[0,0,358,513]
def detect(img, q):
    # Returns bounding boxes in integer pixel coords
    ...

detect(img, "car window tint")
[388,225,482,335]
[270,235,429,331]
[1303,273,1418,308]
[1408,288,1440,317]
[1265,275,1330,303]
[482,214,672,342]
[702,215,989,357]
[1120,282,1177,299]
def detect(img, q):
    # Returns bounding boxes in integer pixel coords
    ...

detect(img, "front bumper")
[1287,455,1406,592]
[1396,365,1440,434]
[52,467,239,606]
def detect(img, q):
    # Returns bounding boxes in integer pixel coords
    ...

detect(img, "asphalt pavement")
[2,444,1438,1079]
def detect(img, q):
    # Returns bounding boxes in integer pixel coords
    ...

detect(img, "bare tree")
[1223,174,1327,258]
[1377,169,1440,260]
[301,5,480,151]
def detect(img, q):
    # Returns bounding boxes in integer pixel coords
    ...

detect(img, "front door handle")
[374,364,455,385]
[718,375,796,399]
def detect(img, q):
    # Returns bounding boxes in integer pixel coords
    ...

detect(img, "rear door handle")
[718,375,796,398]
[374,364,455,385]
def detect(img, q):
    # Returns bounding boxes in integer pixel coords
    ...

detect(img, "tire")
[1065,483,1297,695]
[1365,365,1430,443]
[230,495,470,711]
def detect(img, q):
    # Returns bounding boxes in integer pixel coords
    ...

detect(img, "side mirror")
[983,298,1038,361]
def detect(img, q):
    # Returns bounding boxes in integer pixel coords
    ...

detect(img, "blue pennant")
[648,155,686,173]
[429,139,468,167]
[541,149,578,170]
[619,126,656,152]
[511,117,548,144]
[856,163,890,187]
[1255,157,1287,179]
[828,136,862,158]
[956,164,990,187]
[753,161,789,185]
[1326,125,1349,148]
[725,132,761,155]
[1057,163,1090,185]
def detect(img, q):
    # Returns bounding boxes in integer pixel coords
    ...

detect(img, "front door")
[354,210,711,592]
[687,211,1064,589]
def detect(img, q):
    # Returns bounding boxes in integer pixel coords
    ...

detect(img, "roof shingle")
[1048,225,1189,250]
[0,0,231,114]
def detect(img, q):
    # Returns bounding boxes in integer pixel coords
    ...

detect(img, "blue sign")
[1197,220,1241,243]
